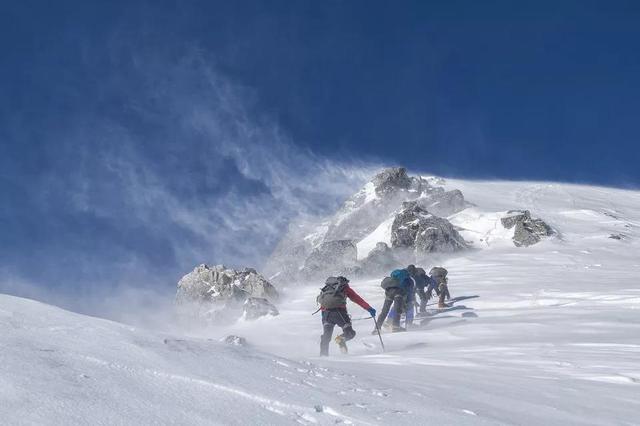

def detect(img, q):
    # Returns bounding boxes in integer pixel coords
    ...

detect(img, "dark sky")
[2,1,639,306]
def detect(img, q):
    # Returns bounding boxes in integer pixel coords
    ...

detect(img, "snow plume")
[1,43,378,323]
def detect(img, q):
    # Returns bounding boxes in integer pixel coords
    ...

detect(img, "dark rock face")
[501,210,554,247]
[243,297,279,320]
[302,240,357,278]
[372,167,412,196]
[391,202,468,253]
[176,264,279,324]
[221,335,248,346]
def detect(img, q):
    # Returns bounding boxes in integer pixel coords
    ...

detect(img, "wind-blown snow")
[362,182,378,204]
[3,178,640,425]
[448,207,515,248]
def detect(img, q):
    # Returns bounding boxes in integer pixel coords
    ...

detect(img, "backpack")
[381,276,400,290]
[429,267,448,283]
[391,269,410,286]
[317,277,348,309]
[412,267,428,288]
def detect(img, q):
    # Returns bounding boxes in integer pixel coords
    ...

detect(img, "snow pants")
[375,287,406,329]
[415,285,431,313]
[437,283,451,306]
[320,308,355,356]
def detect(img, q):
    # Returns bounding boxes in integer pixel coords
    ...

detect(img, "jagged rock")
[177,264,278,303]
[501,211,526,229]
[264,167,471,282]
[301,240,357,278]
[391,202,468,253]
[323,168,467,242]
[243,297,279,320]
[176,264,278,324]
[501,210,554,247]
[372,167,412,195]
[221,335,248,346]
[234,268,280,300]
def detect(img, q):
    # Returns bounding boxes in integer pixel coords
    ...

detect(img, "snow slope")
[3,179,640,425]
[0,294,463,425]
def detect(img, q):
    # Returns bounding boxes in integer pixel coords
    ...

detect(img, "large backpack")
[412,267,428,288]
[391,269,410,286]
[429,267,448,283]
[317,277,348,309]
[381,276,400,290]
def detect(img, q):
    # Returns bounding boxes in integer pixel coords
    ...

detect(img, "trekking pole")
[371,316,385,352]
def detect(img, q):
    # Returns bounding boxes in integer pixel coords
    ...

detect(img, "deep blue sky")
[2,1,640,309]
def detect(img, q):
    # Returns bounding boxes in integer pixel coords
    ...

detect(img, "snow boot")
[335,335,348,354]
[391,325,407,333]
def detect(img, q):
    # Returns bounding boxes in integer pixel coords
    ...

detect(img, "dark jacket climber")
[375,269,414,332]
[316,276,375,356]
[408,265,436,313]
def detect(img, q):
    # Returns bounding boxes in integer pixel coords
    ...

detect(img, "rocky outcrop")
[301,240,357,278]
[372,167,412,195]
[391,202,468,253]
[323,168,468,243]
[501,210,554,247]
[243,297,279,320]
[221,335,248,346]
[264,167,471,283]
[176,264,279,324]
[323,168,419,243]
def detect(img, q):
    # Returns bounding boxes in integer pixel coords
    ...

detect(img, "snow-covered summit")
[263,168,556,283]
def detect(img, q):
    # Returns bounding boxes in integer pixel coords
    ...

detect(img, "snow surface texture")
[3,178,640,425]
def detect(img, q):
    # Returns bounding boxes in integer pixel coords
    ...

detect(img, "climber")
[430,266,451,308]
[316,276,376,356]
[374,268,414,333]
[407,264,436,314]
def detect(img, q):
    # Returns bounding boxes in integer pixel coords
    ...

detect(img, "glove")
[367,307,377,318]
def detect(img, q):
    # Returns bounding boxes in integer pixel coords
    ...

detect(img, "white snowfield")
[2,179,640,425]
